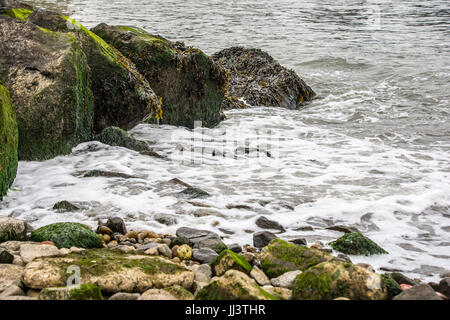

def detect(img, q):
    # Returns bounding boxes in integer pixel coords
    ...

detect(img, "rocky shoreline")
[0,215,448,300]
[0,1,449,301]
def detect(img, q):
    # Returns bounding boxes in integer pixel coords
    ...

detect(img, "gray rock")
[336,253,352,263]
[52,200,80,212]
[250,266,271,286]
[438,278,450,297]
[108,292,141,300]
[228,243,242,253]
[153,214,178,226]
[255,216,286,232]
[157,244,172,258]
[172,236,193,247]
[393,284,442,300]
[389,272,418,286]
[136,242,159,253]
[105,217,127,234]
[326,225,359,233]
[19,243,61,264]
[291,238,307,246]
[192,248,218,264]
[0,248,14,264]
[0,285,24,298]
[253,231,277,248]
[270,270,302,289]
[192,264,212,283]
[176,227,225,252]
[0,216,27,242]
[0,280,23,293]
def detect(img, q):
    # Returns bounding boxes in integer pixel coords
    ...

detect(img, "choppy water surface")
[2,0,450,281]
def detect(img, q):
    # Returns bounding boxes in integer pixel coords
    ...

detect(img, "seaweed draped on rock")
[212,47,316,109]
[91,23,228,129]
[0,84,18,200]
[0,14,94,161]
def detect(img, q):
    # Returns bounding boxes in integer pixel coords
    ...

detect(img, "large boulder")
[0,14,94,160]
[26,10,162,134]
[260,239,333,278]
[292,261,388,300]
[23,249,194,293]
[329,232,388,256]
[212,47,315,109]
[91,24,228,128]
[0,216,27,242]
[0,84,18,200]
[30,222,103,249]
[195,270,277,300]
[393,284,442,300]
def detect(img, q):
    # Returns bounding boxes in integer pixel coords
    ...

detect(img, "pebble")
[171,245,179,257]
[97,226,113,235]
[176,244,193,260]
[40,241,55,246]
[107,241,118,248]
[157,244,172,258]
[125,231,138,240]
[102,234,111,243]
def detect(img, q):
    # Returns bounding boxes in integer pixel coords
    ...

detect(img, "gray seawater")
[3,0,449,281]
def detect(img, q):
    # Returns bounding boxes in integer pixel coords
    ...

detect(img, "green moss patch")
[211,249,252,276]
[329,232,388,256]
[261,239,332,278]
[0,84,18,201]
[0,8,32,20]
[30,222,103,249]
[69,283,103,300]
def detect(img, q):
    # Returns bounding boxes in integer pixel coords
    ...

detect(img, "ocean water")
[1,0,449,281]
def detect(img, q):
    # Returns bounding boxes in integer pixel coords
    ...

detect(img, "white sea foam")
[1,106,449,281]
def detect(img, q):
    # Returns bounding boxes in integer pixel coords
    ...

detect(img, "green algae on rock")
[380,274,402,300]
[329,232,388,256]
[23,249,194,293]
[30,222,103,249]
[94,126,149,152]
[0,84,18,201]
[212,47,316,110]
[27,10,162,133]
[91,23,228,129]
[195,270,278,300]
[0,15,94,161]
[211,249,252,276]
[292,261,388,300]
[39,283,103,300]
[0,0,33,21]
[260,239,333,279]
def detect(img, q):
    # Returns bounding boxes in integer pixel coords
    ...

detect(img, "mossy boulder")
[292,261,388,300]
[211,249,252,276]
[380,274,402,300]
[94,126,149,152]
[212,47,316,109]
[0,0,33,20]
[39,283,103,300]
[91,24,228,129]
[329,232,388,256]
[0,15,94,160]
[23,249,194,293]
[0,84,18,200]
[195,270,278,300]
[260,239,333,279]
[30,222,103,249]
[27,9,162,133]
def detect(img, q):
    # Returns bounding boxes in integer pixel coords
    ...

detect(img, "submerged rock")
[94,126,149,152]
[0,216,27,242]
[0,14,94,160]
[260,239,333,278]
[30,222,103,249]
[52,201,80,212]
[255,216,286,232]
[195,270,277,300]
[292,261,388,300]
[329,232,388,256]
[23,249,194,293]
[26,10,162,133]
[212,47,315,109]
[91,24,228,129]
[0,84,18,201]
